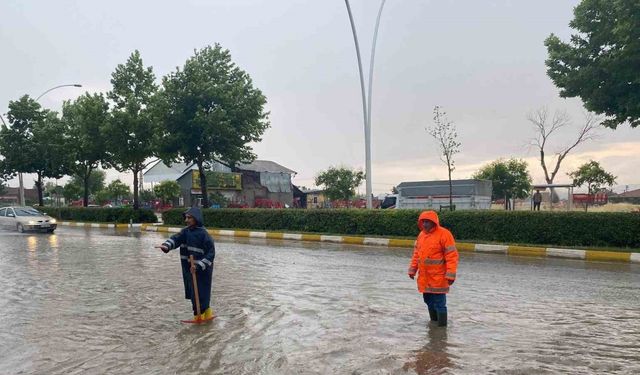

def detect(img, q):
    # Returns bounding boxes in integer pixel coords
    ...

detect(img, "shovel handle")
[189,255,201,318]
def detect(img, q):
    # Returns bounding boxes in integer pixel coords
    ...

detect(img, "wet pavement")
[0,227,638,374]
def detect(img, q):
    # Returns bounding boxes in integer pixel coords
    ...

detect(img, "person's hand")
[154,245,169,253]
[190,263,196,273]
[408,274,415,280]
[447,279,455,285]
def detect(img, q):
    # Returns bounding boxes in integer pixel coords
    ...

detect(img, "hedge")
[39,207,157,224]
[162,209,640,249]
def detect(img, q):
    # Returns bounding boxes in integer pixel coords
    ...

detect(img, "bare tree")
[528,107,600,203]
[427,106,461,211]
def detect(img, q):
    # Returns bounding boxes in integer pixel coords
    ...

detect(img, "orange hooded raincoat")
[408,211,459,294]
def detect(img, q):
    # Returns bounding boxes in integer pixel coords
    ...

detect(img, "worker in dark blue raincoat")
[156,207,215,320]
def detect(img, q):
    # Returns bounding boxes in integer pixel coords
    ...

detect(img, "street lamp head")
[73,84,82,87]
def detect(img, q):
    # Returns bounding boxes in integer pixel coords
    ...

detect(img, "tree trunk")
[133,168,139,210]
[83,172,90,208]
[448,167,453,211]
[198,161,209,208]
[36,173,44,206]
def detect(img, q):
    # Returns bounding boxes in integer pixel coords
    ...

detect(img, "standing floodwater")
[0,228,638,374]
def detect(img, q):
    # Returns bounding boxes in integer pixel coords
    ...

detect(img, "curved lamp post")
[17,83,82,206]
[344,0,387,209]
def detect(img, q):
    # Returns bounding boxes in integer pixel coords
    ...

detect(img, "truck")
[381,179,492,210]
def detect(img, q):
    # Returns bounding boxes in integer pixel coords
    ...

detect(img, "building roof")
[142,160,192,183]
[236,160,296,175]
[617,188,640,198]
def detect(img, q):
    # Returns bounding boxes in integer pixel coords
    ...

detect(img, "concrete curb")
[57,222,639,264]
[137,224,639,264]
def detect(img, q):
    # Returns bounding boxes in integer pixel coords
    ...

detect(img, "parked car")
[0,207,57,233]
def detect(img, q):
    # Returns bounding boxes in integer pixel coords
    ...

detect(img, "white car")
[0,207,57,233]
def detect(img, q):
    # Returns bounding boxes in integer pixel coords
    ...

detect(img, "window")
[0,208,6,217]
[13,208,42,216]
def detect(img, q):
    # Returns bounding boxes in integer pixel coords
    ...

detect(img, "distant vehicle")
[381,179,493,210]
[0,207,57,233]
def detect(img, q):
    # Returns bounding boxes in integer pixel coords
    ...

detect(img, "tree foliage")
[545,0,640,129]
[70,170,106,196]
[315,166,365,203]
[105,179,131,202]
[569,160,616,194]
[0,95,69,205]
[473,158,532,209]
[427,106,461,210]
[154,44,269,208]
[153,180,180,205]
[104,50,158,209]
[62,93,110,207]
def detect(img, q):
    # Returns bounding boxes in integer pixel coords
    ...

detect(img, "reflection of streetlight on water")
[15,84,82,206]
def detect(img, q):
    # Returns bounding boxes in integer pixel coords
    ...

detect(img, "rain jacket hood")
[417,210,440,232]
[183,207,204,227]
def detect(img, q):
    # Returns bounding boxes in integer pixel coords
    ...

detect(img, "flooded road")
[0,227,638,374]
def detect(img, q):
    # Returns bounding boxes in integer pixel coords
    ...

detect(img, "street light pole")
[344,0,387,209]
[35,84,83,102]
[15,83,82,206]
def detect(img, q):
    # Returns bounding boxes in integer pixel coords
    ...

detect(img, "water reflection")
[27,235,38,252]
[403,326,453,375]
[48,234,59,249]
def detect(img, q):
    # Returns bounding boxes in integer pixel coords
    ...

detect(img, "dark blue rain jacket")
[161,207,215,313]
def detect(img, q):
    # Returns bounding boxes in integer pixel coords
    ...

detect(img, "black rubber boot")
[437,312,447,327]
[428,309,438,322]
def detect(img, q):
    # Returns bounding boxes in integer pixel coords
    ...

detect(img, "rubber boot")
[428,309,438,322]
[202,307,214,320]
[437,312,447,327]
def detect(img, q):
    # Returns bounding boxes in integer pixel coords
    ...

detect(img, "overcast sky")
[2,0,639,194]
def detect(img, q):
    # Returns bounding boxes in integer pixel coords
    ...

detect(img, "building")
[609,188,640,204]
[384,179,492,210]
[302,189,329,209]
[144,159,297,208]
[0,187,39,205]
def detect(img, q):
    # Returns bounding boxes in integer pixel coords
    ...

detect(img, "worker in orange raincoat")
[408,210,459,327]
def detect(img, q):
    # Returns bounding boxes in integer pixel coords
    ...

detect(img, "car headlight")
[50,219,57,224]
[28,221,36,225]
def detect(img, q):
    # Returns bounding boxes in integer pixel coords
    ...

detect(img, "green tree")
[427,106,461,210]
[154,44,269,208]
[568,160,616,211]
[104,50,158,210]
[153,180,180,205]
[545,0,640,129]
[208,191,228,208]
[63,181,83,203]
[140,189,156,204]
[94,190,111,206]
[70,169,106,197]
[473,158,532,210]
[105,179,131,205]
[61,93,110,207]
[315,166,365,205]
[0,96,69,206]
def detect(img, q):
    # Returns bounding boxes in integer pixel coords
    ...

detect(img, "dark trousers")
[185,267,213,315]
[533,201,541,210]
[423,293,447,313]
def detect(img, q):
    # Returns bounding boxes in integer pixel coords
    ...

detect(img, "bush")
[161,209,640,248]
[39,207,157,223]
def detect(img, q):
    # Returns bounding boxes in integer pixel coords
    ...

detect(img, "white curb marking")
[475,244,508,253]
[546,248,586,259]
